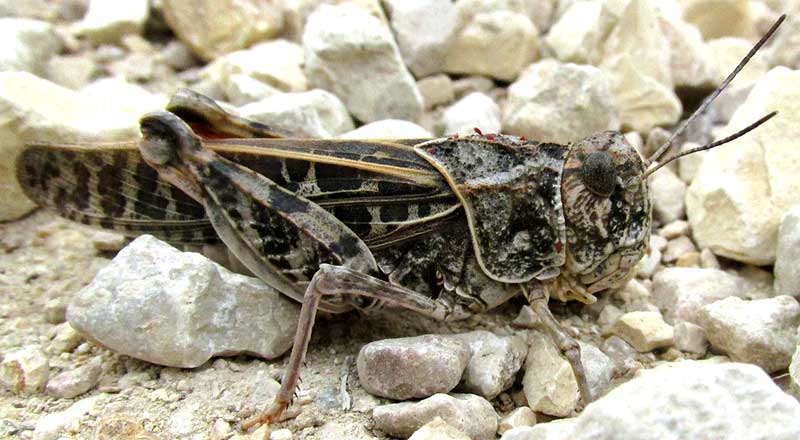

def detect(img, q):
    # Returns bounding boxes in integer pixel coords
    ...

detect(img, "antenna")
[642,14,786,177]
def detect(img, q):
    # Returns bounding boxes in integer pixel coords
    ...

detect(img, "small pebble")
[46,357,103,398]
[699,249,720,269]
[673,321,709,354]
[43,298,68,324]
[417,74,455,109]
[408,417,470,440]
[48,323,83,353]
[675,252,701,267]
[610,311,674,352]
[0,345,49,395]
[497,407,537,435]
[512,305,538,328]
[662,236,697,263]
[373,393,497,440]
[452,330,527,400]
[269,428,292,440]
[357,334,469,400]
[601,335,638,367]
[659,220,690,239]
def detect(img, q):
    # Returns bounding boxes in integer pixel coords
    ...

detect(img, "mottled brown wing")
[17,138,461,246]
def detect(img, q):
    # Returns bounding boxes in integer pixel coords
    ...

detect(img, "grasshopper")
[15,15,784,431]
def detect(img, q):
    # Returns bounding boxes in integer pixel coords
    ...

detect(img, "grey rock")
[652,267,745,323]
[452,76,495,99]
[658,220,690,239]
[452,330,527,400]
[67,235,300,368]
[238,89,354,138]
[383,0,457,78]
[567,362,800,439]
[503,59,619,144]
[600,335,638,366]
[673,321,708,355]
[443,92,501,136]
[791,338,800,400]
[0,345,49,395]
[304,3,422,123]
[45,357,102,399]
[501,419,578,440]
[47,323,83,354]
[357,334,469,400]
[775,206,800,297]
[408,417,470,440]
[0,18,62,75]
[372,393,497,440]
[699,248,721,269]
[695,296,800,373]
[610,311,674,353]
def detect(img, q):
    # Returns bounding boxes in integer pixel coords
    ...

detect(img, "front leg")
[242,263,467,431]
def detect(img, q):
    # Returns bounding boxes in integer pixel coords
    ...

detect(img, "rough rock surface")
[0,18,62,75]
[687,67,800,265]
[373,393,497,440]
[451,330,527,400]
[443,92,501,136]
[237,89,354,138]
[357,334,469,400]
[383,0,457,78]
[695,296,800,373]
[651,267,745,323]
[775,206,800,297]
[71,0,148,44]
[502,59,618,144]
[303,3,423,123]
[67,235,300,368]
[0,345,49,395]
[610,311,674,353]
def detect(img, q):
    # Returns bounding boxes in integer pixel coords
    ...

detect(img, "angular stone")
[673,321,708,355]
[48,323,83,354]
[662,236,697,264]
[372,393,497,440]
[695,296,800,373]
[502,59,618,144]
[708,37,769,86]
[775,206,800,297]
[659,12,715,89]
[0,345,49,395]
[304,3,422,123]
[357,334,469,400]
[45,357,102,399]
[0,18,62,75]
[652,267,745,323]
[659,220,690,239]
[523,330,613,416]
[686,67,800,265]
[443,92,500,136]
[500,419,578,440]
[33,395,103,440]
[340,120,432,139]
[681,0,758,40]
[497,407,536,436]
[610,311,674,352]
[408,417,471,440]
[791,339,800,400]
[67,235,300,368]
[418,74,455,110]
[544,0,604,64]
[383,0,457,78]
[161,0,283,61]
[201,40,307,99]
[568,362,800,439]
[238,89,354,138]
[444,2,540,81]
[451,330,527,400]
[71,0,149,44]
[649,167,686,224]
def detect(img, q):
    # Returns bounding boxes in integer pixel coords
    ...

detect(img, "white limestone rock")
[303,3,423,123]
[610,311,674,353]
[417,74,455,110]
[686,67,800,265]
[791,338,800,400]
[340,120,431,139]
[652,267,745,324]
[695,295,800,373]
[67,235,300,368]
[500,419,577,440]
[707,37,769,87]
[567,362,800,439]
[33,395,103,440]
[774,206,800,297]
[383,0,457,78]
[0,345,49,395]
[0,18,62,75]
[408,417,471,440]
[201,40,307,102]
[160,0,284,61]
[680,0,758,40]
[238,89,354,138]
[648,166,686,223]
[502,59,618,144]
[443,92,501,136]
[451,330,527,400]
[444,1,540,81]
[673,321,709,354]
[544,0,605,65]
[71,0,149,44]
[659,12,715,89]
[497,407,537,436]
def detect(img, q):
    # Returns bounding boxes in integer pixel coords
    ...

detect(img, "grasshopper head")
[138,111,202,167]
[552,132,650,303]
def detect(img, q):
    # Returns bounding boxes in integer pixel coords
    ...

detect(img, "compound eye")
[582,151,617,197]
